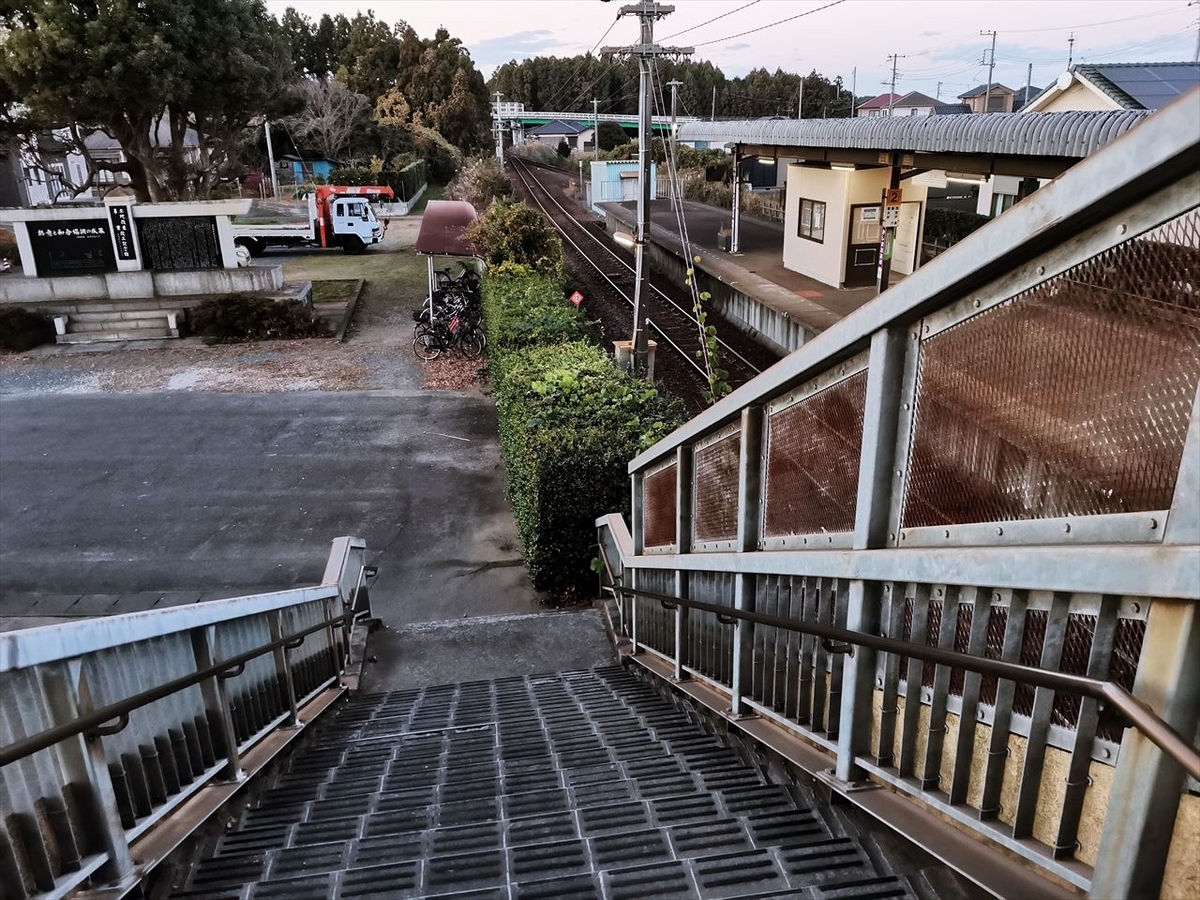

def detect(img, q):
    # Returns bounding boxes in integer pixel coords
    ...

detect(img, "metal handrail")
[0,609,358,768]
[613,582,1200,781]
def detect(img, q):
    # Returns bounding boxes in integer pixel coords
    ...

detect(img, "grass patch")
[311,279,362,305]
[408,182,446,215]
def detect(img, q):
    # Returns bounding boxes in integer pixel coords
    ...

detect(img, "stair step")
[57,326,176,343]
[173,667,916,900]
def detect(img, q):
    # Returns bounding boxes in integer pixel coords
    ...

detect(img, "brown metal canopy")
[414,200,478,257]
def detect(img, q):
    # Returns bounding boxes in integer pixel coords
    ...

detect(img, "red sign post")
[569,290,584,307]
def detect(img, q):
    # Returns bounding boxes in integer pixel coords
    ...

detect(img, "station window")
[798,198,826,243]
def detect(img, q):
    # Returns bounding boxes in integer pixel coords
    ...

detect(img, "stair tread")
[175,667,915,900]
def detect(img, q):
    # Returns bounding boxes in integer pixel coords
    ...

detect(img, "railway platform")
[599,199,897,353]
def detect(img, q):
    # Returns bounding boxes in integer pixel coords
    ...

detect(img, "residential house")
[1022,62,1200,112]
[958,83,1017,113]
[279,154,339,185]
[855,93,901,117]
[889,91,942,117]
[528,120,596,154]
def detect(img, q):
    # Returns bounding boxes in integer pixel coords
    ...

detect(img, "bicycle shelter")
[414,200,480,320]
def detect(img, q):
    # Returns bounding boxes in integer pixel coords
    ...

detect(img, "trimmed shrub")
[485,274,683,598]
[0,307,54,353]
[189,295,329,344]
[468,199,565,278]
[924,207,990,246]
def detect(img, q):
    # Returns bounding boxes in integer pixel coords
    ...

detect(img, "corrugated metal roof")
[676,109,1153,158]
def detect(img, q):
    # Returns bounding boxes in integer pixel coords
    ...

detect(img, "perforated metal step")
[171,666,914,900]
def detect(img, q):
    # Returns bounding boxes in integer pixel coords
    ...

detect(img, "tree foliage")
[288,78,371,163]
[488,56,851,120]
[446,157,512,213]
[467,200,564,277]
[0,0,297,201]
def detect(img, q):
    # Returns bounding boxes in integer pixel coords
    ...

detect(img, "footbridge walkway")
[1,92,1197,900]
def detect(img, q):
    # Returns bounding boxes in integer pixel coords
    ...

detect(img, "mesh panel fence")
[764,371,868,538]
[642,463,677,548]
[694,433,741,543]
[903,208,1200,528]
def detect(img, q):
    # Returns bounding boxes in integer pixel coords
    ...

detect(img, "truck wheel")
[236,238,265,258]
[342,235,365,255]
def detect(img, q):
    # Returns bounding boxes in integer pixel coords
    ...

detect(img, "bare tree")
[289,78,370,162]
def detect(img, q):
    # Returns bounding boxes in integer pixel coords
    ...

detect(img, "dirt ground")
[0,217,485,396]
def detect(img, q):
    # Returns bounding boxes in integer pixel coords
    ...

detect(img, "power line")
[660,0,762,41]
[538,16,622,113]
[1003,7,1182,34]
[691,0,848,48]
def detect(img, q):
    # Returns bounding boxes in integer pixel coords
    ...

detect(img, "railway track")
[507,154,780,408]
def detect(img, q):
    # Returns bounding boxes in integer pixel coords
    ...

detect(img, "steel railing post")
[631,472,645,655]
[190,627,242,781]
[675,445,694,681]
[837,326,908,783]
[731,406,763,717]
[269,611,299,727]
[39,660,135,886]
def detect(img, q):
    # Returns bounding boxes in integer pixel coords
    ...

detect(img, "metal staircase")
[169,666,922,900]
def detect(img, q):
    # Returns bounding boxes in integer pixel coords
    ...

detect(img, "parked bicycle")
[413,265,485,360]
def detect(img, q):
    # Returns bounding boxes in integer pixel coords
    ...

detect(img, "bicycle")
[413,292,486,361]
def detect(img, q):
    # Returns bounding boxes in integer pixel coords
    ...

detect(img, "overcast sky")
[268,0,1199,105]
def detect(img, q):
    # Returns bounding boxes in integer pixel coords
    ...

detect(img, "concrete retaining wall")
[0,266,283,305]
[604,212,811,356]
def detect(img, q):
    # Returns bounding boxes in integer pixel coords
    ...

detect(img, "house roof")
[958,83,1015,99]
[677,108,1153,159]
[84,119,200,151]
[932,103,971,115]
[531,120,585,136]
[1072,62,1200,110]
[893,91,940,108]
[857,93,901,110]
[1012,85,1044,111]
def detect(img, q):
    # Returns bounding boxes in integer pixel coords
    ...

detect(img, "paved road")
[0,390,541,629]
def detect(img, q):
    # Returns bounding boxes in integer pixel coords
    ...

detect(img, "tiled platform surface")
[170,666,916,900]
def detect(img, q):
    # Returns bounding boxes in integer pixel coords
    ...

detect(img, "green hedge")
[485,271,683,598]
[327,159,427,202]
[0,307,54,353]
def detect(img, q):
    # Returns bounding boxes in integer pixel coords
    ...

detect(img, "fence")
[598,91,1200,899]
[0,536,371,900]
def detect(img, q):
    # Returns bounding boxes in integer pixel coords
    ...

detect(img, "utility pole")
[885,54,904,115]
[936,81,942,100]
[667,80,682,199]
[1192,2,1200,62]
[850,67,857,116]
[592,98,600,156]
[797,77,804,119]
[264,120,279,199]
[711,85,717,120]
[493,92,505,165]
[1068,32,1076,68]
[603,2,692,373]
[1024,63,1033,108]
[981,31,998,113]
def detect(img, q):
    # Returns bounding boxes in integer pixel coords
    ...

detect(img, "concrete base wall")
[0,266,284,305]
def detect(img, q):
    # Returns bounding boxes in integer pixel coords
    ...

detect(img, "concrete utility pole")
[885,55,904,115]
[1024,63,1033,108]
[602,2,693,373]
[667,80,682,196]
[981,31,998,113]
[850,67,857,116]
[711,85,717,120]
[1192,2,1200,62]
[593,98,600,155]
[264,120,279,200]
[493,92,505,165]
[936,81,942,100]
[797,77,804,119]
[1068,32,1076,68]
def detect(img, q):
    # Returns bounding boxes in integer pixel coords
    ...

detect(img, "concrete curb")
[334,278,366,343]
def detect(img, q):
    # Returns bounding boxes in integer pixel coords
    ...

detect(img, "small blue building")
[589,160,657,215]
[281,155,339,185]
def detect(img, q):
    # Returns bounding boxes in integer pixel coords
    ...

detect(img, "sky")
[267,0,1200,106]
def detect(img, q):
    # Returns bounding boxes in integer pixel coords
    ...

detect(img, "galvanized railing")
[598,91,1200,899]
[0,536,371,900]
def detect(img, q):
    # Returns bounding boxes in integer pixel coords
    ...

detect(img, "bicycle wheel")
[413,323,442,360]
[457,328,485,360]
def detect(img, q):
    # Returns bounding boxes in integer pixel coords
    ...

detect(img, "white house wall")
[784,164,927,287]
[1034,81,1121,113]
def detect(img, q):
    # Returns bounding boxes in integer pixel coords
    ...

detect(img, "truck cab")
[327,196,384,254]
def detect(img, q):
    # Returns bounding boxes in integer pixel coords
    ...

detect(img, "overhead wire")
[660,0,763,41]
[691,0,849,48]
[537,16,621,113]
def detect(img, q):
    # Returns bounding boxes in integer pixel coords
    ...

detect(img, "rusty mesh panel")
[902,209,1200,528]
[948,603,974,696]
[693,433,741,543]
[1012,610,1048,717]
[898,596,943,688]
[1098,618,1146,742]
[764,371,868,537]
[642,463,677,548]
[978,607,1010,707]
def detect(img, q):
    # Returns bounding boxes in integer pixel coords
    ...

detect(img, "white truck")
[232,185,394,257]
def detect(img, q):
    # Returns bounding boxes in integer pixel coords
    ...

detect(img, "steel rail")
[0,609,358,768]
[510,155,763,376]
[611,582,1200,781]
[508,156,704,379]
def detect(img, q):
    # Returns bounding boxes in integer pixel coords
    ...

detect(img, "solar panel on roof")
[1094,64,1200,110]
